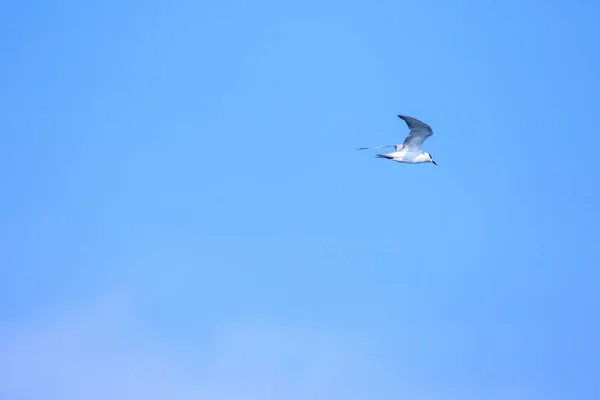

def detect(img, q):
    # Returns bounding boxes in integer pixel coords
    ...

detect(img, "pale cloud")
[0,291,540,400]
[0,292,389,400]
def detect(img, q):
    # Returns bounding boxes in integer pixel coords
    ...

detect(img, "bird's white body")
[376,148,433,164]
[358,115,438,166]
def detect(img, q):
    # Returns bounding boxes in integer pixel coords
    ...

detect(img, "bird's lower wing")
[357,144,397,150]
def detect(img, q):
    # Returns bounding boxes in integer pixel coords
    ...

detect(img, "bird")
[358,115,437,166]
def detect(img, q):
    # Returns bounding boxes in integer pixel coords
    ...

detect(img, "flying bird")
[358,115,437,166]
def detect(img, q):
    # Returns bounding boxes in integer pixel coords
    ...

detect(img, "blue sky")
[1,0,599,398]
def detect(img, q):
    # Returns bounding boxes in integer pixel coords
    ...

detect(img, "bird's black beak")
[432,160,438,166]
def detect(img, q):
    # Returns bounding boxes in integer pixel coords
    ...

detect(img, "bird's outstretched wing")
[357,144,404,152]
[357,144,396,150]
[398,115,434,152]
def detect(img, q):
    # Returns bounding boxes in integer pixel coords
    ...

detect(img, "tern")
[358,115,437,166]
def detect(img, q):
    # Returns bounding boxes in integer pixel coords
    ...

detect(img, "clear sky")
[1,0,599,399]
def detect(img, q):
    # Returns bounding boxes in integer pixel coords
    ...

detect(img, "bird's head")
[426,152,438,166]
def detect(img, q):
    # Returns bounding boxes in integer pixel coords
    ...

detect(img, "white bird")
[358,115,437,166]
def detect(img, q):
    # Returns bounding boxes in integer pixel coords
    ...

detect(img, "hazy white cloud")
[0,292,390,400]
[0,291,540,400]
